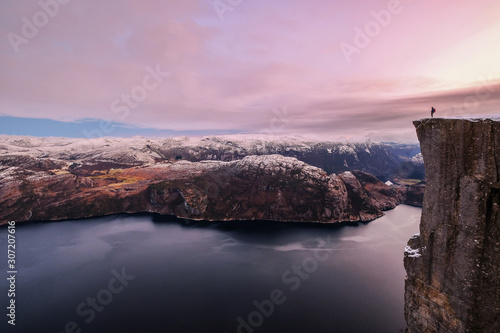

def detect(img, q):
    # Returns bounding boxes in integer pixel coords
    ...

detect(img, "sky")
[0,0,499,142]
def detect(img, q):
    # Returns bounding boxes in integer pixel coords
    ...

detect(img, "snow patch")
[405,244,425,258]
[411,153,424,166]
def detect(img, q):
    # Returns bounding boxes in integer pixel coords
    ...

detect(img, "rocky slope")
[0,134,424,181]
[404,118,500,332]
[0,152,409,224]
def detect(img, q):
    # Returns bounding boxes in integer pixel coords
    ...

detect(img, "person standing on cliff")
[431,107,436,117]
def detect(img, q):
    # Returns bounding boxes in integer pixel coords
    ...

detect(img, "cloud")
[0,0,499,141]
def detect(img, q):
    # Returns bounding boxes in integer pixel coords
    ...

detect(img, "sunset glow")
[1,0,499,141]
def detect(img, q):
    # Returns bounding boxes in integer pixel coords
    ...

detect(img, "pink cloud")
[0,0,499,141]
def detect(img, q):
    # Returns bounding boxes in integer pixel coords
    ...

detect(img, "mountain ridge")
[0,134,424,181]
[1,146,422,225]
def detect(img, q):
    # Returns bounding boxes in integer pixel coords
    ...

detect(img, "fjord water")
[0,205,420,333]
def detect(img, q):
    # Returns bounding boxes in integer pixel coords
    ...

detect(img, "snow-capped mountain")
[0,134,423,224]
[0,134,424,181]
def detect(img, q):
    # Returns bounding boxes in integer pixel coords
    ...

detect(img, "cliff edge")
[404,118,500,332]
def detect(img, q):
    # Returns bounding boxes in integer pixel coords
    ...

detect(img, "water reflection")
[0,205,420,333]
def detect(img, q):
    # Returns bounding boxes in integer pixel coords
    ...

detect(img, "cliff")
[0,154,404,225]
[404,118,500,332]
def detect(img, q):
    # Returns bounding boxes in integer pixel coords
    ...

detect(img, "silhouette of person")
[431,107,436,117]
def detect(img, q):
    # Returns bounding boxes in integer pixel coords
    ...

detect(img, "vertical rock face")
[404,118,500,332]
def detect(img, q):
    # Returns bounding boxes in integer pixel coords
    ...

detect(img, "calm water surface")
[0,205,420,333]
